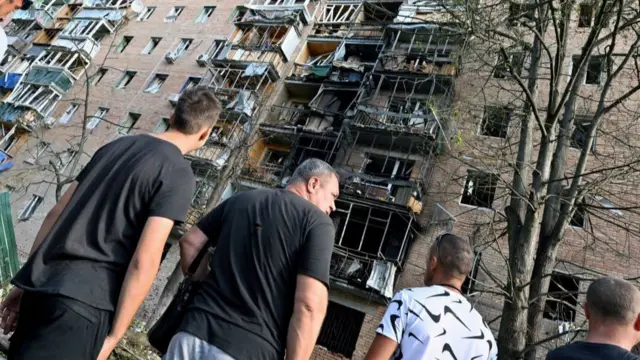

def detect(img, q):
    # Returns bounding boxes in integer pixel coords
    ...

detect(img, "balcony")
[223,25,302,68]
[244,0,313,24]
[52,37,101,59]
[22,67,74,93]
[12,7,57,28]
[265,104,342,132]
[33,50,90,80]
[241,127,340,187]
[394,1,465,24]
[329,198,415,299]
[232,6,307,27]
[310,1,400,40]
[83,0,131,8]
[289,41,378,83]
[5,83,62,119]
[203,63,278,98]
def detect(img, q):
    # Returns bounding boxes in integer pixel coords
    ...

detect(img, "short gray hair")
[587,277,640,325]
[288,158,338,185]
[430,233,473,279]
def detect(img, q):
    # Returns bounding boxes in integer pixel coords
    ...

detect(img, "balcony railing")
[52,38,101,59]
[310,23,385,40]
[244,0,312,23]
[340,179,420,206]
[23,67,74,93]
[204,65,276,97]
[353,107,442,136]
[241,163,287,186]
[266,105,342,132]
[12,7,57,28]
[329,251,398,299]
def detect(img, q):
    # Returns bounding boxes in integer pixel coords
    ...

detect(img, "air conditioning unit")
[44,116,56,128]
[196,54,210,67]
[168,93,180,106]
[164,51,177,64]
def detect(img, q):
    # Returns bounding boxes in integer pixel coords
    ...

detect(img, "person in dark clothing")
[546,277,640,360]
[0,86,221,360]
[164,158,340,360]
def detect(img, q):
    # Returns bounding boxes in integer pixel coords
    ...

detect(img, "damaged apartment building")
[207,0,465,358]
[0,0,136,174]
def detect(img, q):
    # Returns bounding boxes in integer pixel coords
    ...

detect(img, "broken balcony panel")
[227,24,301,65]
[204,63,277,98]
[308,86,359,118]
[330,198,414,266]
[33,49,89,80]
[51,38,101,59]
[244,0,313,24]
[242,135,291,186]
[232,6,306,33]
[311,1,399,40]
[83,0,131,8]
[267,104,342,132]
[394,4,462,23]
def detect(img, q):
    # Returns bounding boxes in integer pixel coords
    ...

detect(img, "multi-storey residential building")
[2,0,640,359]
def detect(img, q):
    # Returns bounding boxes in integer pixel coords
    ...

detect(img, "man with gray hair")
[365,233,497,360]
[165,158,340,360]
[546,277,640,360]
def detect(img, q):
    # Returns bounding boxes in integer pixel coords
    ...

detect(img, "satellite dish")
[130,0,144,13]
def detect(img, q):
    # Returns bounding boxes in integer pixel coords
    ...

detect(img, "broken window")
[115,71,136,89]
[206,39,226,59]
[55,150,77,173]
[87,107,109,129]
[141,37,161,55]
[363,154,415,181]
[386,97,432,127]
[317,302,365,358]
[0,127,18,153]
[165,6,184,22]
[196,6,215,23]
[92,68,108,86]
[570,117,595,151]
[572,56,605,85]
[480,106,510,138]
[118,113,140,135]
[18,195,43,221]
[59,103,79,125]
[174,38,193,58]
[192,179,214,207]
[544,272,579,322]
[137,6,156,21]
[508,2,535,26]
[116,36,133,53]
[154,117,170,133]
[570,201,587,228]
[25,141,49,165]
[261,149,288,167]
[461,170,498,208]
[462,252,482,295]
[145,74,168,93]
[290,137,337,168]
[493,52,524,78]
[578,3,593,28]
[181,77,201,92]
[331,201,412,261]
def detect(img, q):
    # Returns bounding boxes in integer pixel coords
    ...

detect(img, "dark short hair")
[587,277,640,325]
[431,233,473,279]
[172,86,221,135]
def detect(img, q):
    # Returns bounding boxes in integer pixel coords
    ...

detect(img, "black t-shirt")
[546,341,640,360]
[12,134,195,311]
[179,188,336,360]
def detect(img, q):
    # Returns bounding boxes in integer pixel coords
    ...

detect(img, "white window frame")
[196,6,215,23]
[87,107,109,129]
[154,118,170,133]
[165,6,184,23]
[137,6,156,21]
[118,113,140,135]
[116,71,136,89]
[25,141,49,165]
[116,36,133,53]
[59,103,79,124]
[145,74,167,93]
[175,39,193,58]
[141,37,161,55]
[18,194,44,221]
[55,150,77,173]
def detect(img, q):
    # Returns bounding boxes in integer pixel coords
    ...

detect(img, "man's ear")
[169,113,175,126]
[634,313,640,332]
[198,127,211,142]
[306,176,319,193]
[583,303,590,321]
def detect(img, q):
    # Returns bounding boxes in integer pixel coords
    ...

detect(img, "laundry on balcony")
[242,63,269,77]
[0,73,22,90]
[366,260,396,298]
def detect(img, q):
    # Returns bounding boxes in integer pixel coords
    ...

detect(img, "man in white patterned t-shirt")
[365,233,498,360]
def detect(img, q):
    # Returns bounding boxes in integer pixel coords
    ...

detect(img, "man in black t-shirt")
[546,277,640,360]
[0,86,221,360]
[164,158,340,360]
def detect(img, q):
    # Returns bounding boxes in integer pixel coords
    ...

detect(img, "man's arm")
[363,291,406,360]
[286,274,328,360]
[179,226,209,277]
[28,181,77,255]
[99,216,175,356]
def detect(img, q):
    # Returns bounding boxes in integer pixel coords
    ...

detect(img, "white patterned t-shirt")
[377,286,498,360]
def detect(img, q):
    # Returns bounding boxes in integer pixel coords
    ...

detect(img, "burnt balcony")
[240,127,341,187]
[310,1,400,41]
[203,63,278,99]
[265,105,343,132]
[243,0,313,24]
[329,198,415,299]
[232,6,306,28]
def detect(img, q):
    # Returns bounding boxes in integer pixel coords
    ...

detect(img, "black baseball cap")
[21,0,33,10]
